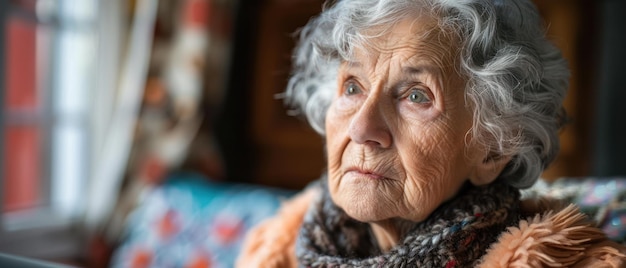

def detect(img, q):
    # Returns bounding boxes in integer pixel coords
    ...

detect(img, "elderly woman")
[237,0,626,267]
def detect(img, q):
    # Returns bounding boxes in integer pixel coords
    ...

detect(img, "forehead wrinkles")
[350,17,459,73]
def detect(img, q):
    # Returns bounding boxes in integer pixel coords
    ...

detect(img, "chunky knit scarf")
[296,180,521,267]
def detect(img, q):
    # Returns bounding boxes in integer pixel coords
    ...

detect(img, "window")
[0,0,98,259]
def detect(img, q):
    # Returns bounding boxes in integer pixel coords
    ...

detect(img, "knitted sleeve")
[235,186,319,268]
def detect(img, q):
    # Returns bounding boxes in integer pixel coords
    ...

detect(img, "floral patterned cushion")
[111,172,295,268]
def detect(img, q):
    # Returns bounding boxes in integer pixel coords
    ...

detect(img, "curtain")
[85,0,159,229]
[87,0,234,244]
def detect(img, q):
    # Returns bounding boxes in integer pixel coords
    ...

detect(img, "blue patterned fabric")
[111,173,294,268]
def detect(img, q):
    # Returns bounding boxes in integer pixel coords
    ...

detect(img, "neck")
[370,219,414,252]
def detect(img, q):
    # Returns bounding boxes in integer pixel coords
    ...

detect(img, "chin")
[332,191,394,223]
[329,175,404,222]
[344,208,386,223]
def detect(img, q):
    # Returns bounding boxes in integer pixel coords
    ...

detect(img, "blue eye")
[407,89,430,103]
[345,82,361,95]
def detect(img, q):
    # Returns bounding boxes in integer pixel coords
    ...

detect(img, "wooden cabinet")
[219,0,325,189]
[534,0,597,180]
[249,1,326,189]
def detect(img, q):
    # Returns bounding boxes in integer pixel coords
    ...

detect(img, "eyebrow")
[400,64,446,98]
[343,60,362,69]
[402,65,439,76]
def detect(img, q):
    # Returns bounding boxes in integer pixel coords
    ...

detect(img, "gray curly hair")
[284,0,569,189]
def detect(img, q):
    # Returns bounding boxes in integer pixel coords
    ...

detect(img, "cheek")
[400,127,452,181]
[325,104,340,153]
[401,119,464,156]
[324,104,347,176]
[324,105,349,208]
[398,119,472,196]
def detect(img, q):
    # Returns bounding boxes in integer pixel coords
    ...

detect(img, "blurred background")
[0,0,624,266]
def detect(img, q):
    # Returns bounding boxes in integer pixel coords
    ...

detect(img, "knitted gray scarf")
[296,180,521,267]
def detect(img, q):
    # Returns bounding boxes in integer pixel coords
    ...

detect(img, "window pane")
[50,0,97,218]
[5,17,39,111]
[51,124,84,217]
[2,126,42,212]
[54,30,94,115]
[2,14,43,213]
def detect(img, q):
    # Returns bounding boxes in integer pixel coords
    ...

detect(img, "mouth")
[344,167,389,180]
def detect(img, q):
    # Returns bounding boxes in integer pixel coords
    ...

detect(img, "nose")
[347,97,392,148]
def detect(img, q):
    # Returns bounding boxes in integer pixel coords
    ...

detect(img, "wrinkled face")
[325,18,490,223]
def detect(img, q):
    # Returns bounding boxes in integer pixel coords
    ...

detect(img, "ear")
[469,153,512,186]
